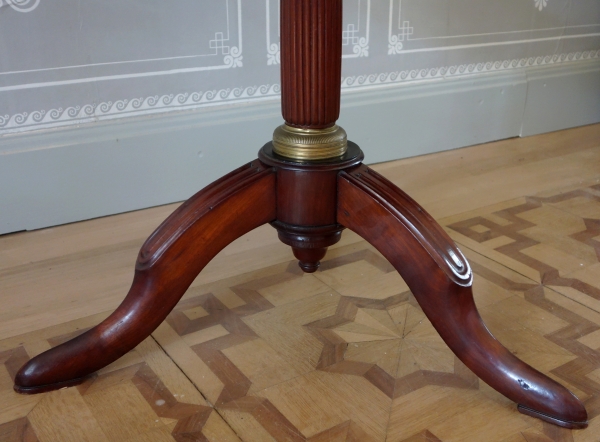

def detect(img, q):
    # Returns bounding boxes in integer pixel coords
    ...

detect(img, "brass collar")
[272,124,348,161]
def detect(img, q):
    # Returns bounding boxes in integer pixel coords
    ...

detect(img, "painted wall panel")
[0,0,598,134]
[0,0,599,234]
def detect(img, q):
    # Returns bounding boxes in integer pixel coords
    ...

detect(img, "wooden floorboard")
[1,123,599,441]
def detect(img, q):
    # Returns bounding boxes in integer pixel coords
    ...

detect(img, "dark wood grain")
[276,169,337,226]
[259,142,363,273]
[280,0,343,129]
[270,165,340,273]
[337,164,588,429]
[14,162,277,394]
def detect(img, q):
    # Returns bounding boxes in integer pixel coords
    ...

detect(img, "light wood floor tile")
[0,393,40,428]
[201,410,242,442]
[315,260,408,300]
[152,322,224,404]
[27,388,108,442]
[428,395,531,442]
[577,329,600,350]
[255,371,390,441]
[218,407,278,442]
[573,411,600,442]
[388,386,482,441]
[83,382,164,441]
[222,338,304,395]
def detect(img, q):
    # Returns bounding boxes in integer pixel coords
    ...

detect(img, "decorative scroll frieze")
[2,50,598,135]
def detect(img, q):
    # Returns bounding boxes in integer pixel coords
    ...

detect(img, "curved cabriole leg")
[337,164,588,429]
[14,162,276,394]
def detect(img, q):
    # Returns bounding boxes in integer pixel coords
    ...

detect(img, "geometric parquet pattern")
[2,145,600,440]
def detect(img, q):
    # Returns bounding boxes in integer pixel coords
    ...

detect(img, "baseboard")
[520,60,600,137]
[1,59,598,235]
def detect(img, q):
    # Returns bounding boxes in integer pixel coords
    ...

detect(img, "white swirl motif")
[267,43,280,66]
[82,104,95,116]
[190,92,203,103]
[48,108,62,119]
[131,98,144,109]
[98,102,112,113]
[67,106,80,118]
[353,37,369,58]
[14,113,28,124]
[224,46,243,68]
[534,0,548,11]
[219,89,230,99]
[30,110,44,122]
[388,35,403,55]
[115,100,128,111]
[1,0,41,12]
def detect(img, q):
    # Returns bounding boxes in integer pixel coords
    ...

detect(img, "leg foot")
[518,405,588,430]
[337,164,588,428]
[14,161,276,394]
[14,376,90,395]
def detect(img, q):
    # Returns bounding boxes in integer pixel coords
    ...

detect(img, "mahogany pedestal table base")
[12,0,588,432]
[13,141,588,430]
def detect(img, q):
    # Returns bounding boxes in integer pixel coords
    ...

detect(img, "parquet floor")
[1,123,600,441]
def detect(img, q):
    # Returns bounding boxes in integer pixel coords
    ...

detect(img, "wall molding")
[1,57,599,235]
[342,49,600,88]
[0,0,244,92]
[1,49,597,136]
[388,0,599,55]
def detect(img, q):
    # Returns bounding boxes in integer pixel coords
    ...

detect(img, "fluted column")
[280,0,343,129]
[273,0,347,161]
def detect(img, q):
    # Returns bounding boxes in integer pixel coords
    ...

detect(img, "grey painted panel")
[0,0,598,134]
[0,66,534,234]
[0,101,282,233]
[339,71,527,164]
[521,61,600,136]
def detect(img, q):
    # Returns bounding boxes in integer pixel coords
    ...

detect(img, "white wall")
[0,0,599,234]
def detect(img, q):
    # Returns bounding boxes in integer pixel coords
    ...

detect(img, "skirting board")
[1,59,599,235]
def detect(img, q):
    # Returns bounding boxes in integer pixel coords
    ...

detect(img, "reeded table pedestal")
[14,0,588,431]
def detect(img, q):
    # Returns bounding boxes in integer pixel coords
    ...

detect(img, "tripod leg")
[337,164,588,429]
[14,161,276,394]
